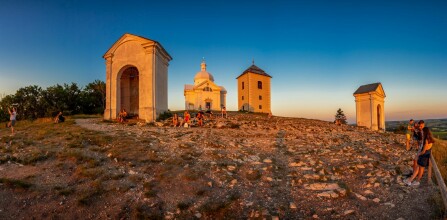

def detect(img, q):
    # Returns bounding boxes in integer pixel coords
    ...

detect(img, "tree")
[0,80,105,121]
[0,94,15,122]
[14,85,44,120]
[41,84,69,116]
[81,80,106,114]
[335,108,347,124]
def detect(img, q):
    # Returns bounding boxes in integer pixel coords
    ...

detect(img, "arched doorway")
[119,66,139,116]
[204,98,212,110]
[377,104,382,130]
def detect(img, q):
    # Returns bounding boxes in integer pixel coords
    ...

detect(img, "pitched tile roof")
[236,64,272,79]
[353,83,381,94]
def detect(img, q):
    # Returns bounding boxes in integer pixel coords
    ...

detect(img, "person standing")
[8,107,17,135]
[406,119,414,151]
[408,120,425,178]
[413,122,421,150]
[404,126,434,186]
[221,106,227,119]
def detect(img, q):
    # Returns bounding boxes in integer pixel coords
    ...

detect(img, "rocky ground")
[0,113,444,219]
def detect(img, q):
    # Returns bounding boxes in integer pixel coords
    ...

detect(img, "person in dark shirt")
[54,111,65,123]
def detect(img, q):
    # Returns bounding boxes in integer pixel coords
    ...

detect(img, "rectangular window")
[242,82,244,90]
[259,105,262,109]
[258,81,262,89]
[259,95,262,100]
[242,96,244,100]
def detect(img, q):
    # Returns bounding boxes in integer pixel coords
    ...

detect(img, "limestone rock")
[354,193,367,201]
[344,210,355,215]
[317,190,339,198]
[304,183,340,191]
[289,162,306,167]
[290,202,297,209]
[227,165,236,171]
[263,158,272,163]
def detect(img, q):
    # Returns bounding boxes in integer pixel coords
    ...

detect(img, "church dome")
[194,60,214,83]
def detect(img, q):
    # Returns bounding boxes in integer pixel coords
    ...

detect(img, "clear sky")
[0,0,446,123]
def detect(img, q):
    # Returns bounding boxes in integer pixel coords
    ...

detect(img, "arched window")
[258,81,262,89]
[203,87,212,92]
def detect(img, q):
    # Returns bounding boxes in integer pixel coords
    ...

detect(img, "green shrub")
[157,110,172,121]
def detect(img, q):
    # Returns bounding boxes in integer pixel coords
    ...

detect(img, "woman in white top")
[8,107,17,135]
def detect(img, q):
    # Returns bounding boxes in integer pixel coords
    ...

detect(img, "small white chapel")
[184,60,227,111]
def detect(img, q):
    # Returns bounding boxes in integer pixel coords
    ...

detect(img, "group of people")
[172,107,228,128]
[172,111,190,127]
[403,119,435,186]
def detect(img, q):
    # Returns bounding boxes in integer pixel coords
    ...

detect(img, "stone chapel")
[103,33,172,122]
[353,82,386,131]
[184,60,227,111]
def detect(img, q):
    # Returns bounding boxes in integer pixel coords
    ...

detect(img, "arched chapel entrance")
[119,66,139,115]
[103,33,172,122]
[204,98,212,110]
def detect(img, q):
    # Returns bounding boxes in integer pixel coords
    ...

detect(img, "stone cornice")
[353,92,385,99]
[103,33,172,62]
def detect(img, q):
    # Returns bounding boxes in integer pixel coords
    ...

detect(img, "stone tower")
[353,83,386,131]
[103,33,172,122]
[237,63,272,113]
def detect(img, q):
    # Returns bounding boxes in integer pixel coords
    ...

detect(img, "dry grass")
[0,177,33,189]
[427,191,445,219]
[431,138,447,184]
[77,180,104,205]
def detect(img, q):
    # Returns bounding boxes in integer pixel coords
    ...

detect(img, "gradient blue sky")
[0,0,446,122]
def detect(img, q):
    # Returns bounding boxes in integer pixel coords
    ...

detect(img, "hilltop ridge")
[0,113,443,219]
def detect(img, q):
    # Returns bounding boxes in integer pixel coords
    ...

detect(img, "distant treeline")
[0,80,105,122]
[388,119,447,140]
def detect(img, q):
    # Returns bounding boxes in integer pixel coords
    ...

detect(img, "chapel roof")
[353,83,383,95]
[236,64,272,79]
[194,60,214,82]
[184,84,194,91]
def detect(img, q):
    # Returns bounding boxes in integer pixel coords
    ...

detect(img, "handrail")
[430,154,447,213]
